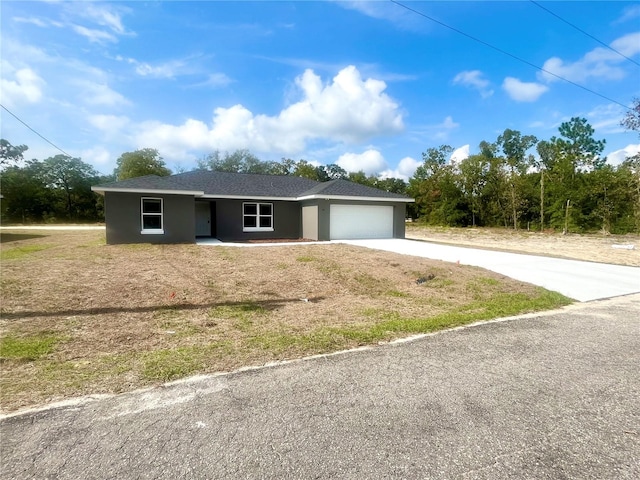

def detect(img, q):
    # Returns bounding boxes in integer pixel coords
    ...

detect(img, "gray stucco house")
[91,170,414,244]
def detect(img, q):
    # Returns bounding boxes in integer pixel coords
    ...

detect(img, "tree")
[0,139,28,167]
[409,145,466,225]
[347,171,376,187]
[324,163,349,180]
[552,117,606,172]
[546,118,606,233]
[290,160,322,181]
[41,155,100,219]
[374,177,407,195]
[618,154,640,232]
[197,149,265,173]
[115,148,171,180]
[458,153,489,226]
[496,129,538,229]
[621,98,640,135]
[534,140,559,231]
[0,161,51,223]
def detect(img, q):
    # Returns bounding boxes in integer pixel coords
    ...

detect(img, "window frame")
[141,197,164,234]
[242,202,274,232]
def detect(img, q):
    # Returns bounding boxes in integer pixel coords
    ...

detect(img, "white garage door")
[330,204,394,240]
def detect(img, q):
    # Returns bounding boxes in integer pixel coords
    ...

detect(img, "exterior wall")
[103,191,409,244]
[104,192,195,244]
[215,199,301,241]
[301,199,407,240]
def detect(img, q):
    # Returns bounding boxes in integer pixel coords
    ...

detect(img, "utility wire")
[390,0,632,111]
[1,103,72,157]
[531,0,640,68]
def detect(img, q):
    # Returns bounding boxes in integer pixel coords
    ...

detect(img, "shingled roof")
[92,170,413,202]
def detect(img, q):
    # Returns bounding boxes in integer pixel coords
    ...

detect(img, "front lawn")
[0,228,571,412]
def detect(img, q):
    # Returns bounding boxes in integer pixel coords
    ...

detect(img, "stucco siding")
[104,192,195,244]
[215,199,301,241]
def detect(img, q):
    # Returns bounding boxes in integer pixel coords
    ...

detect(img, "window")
[243,202,273,231]
[141,198,164,234]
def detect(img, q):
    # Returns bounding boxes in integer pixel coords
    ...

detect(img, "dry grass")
[406,224,640,266]
[0,228,570,412]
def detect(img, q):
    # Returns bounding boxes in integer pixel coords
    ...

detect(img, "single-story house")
[91,170,414,244]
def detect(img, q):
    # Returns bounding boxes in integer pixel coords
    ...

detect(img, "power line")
[1,103,72,158]
[390,0,632,111]
[530,0,640,68]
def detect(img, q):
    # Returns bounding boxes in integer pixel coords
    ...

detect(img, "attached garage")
[330,204,394,240]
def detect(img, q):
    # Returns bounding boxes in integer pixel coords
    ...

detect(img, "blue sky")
[1,1,639,178]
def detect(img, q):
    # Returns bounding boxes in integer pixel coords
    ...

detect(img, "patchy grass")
[0,334,65,361]
[0,228,572,412]
[1,244,52,261]
[141,342,233,381]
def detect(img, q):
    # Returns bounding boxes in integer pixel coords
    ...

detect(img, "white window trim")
[141,197,164,234]
[243,202,274,232]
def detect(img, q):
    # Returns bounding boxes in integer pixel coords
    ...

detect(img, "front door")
[195,202,211,237]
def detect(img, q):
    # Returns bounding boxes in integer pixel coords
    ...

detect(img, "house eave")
[91,187,414,203]
[200,194,298,201]
[91,186,204,196]
[296,194,414,203]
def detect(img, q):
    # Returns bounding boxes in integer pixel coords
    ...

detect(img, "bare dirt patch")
[406,224,640,267]
[0,229,569,412]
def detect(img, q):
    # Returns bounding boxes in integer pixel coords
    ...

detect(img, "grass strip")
[0,334,64,361]
[1,244,52,261]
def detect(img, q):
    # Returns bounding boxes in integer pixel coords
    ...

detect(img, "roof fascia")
[200,194,297,201]
[296,194,414,203]
[91,186,204,196]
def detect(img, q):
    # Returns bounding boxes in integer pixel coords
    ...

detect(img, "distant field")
[0,228,570,412]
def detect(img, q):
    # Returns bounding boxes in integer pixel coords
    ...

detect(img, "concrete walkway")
[342,239,640,302]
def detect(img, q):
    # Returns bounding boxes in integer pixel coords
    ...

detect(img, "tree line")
[409,117,639,234]
[1,100,638,233]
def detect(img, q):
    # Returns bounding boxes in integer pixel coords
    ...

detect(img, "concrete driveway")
[1,294,639,479]
[343,239,640,302]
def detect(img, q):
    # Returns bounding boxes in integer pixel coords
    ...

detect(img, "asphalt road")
[2,295,639,479]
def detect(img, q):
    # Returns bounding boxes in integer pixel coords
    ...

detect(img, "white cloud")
[79,3,129,35]
[191,73,233,88]
[502,77,548,102]
[587,104,628,134]
[450,145,470,165]
[452,70,494,98]
[78,81,129,107]
[13,17,48,27]
[72,25,117,44]
[614,5,640,24]
[17,3,134,44]
[88,114,131,137]
[607,144,640,166]
[135,65,404,156]
[410,116,460,142]
[338,1,423,31]
[434,116,459,140]
[337,149,388,175]
[538,32,640,84]
[0,66,45,107]
[135,61,180,78]
[80,146,112,167]
[380,156,420,180]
